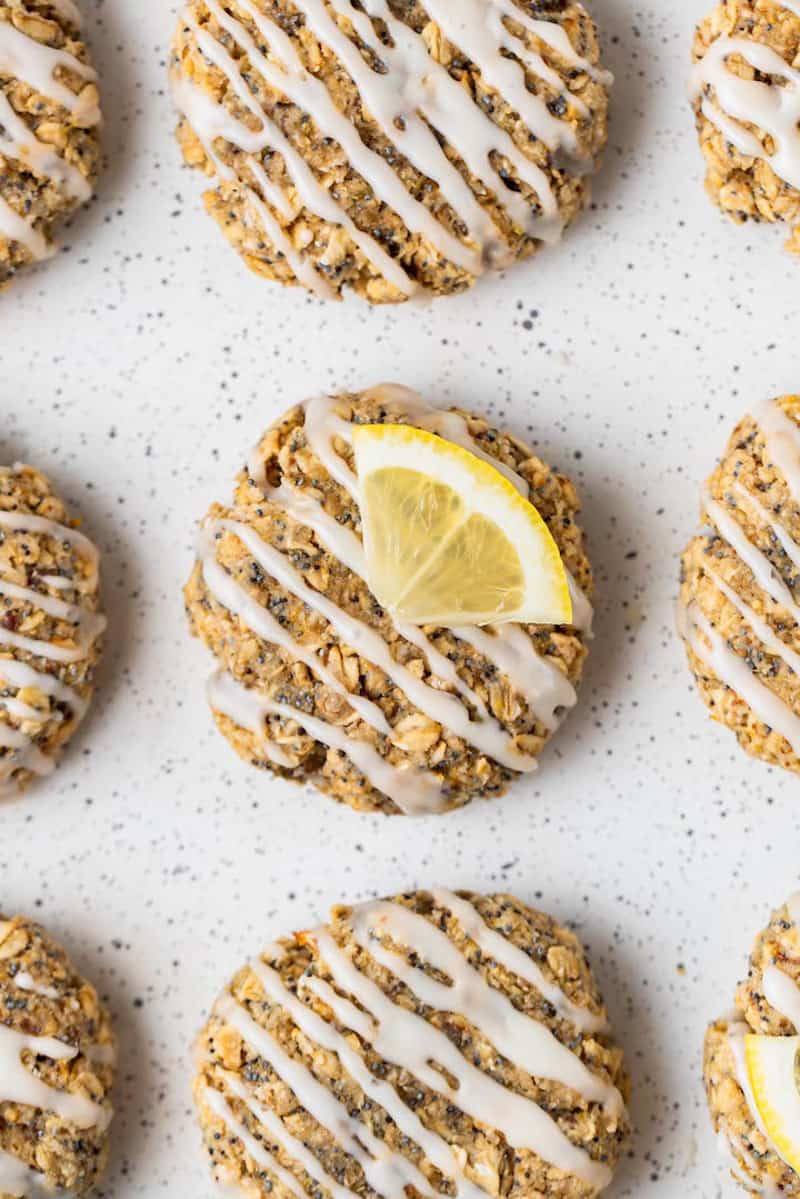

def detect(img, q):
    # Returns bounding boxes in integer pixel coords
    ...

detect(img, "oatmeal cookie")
[194,888,631,1199]
[0,0,102,287]
[0,913,115,1197]
[689,0,800,256]
[184,384,593,815]
[704,892,800,1196]
[170,0,612,303]
[0,463,106,799]
[678,396,800,774]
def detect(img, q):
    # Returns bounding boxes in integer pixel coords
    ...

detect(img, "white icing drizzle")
[679,602,800,754]
[0,16,99,259]
[266,482,578,733]
[763,964,800,1029]
[0,1023,106,1130]
[308,925,612,1188]
[429,887,608,1034]
[752,400,800,508]
[0,1147,51,1199]
[344,899,623,1115]
[206,894,618,1195]
[733,481,800,576]
[202,1082,310,1199]
[208,669,445,814]
[0,88,91,202]
[703,491,800,619]
[689,27,800,190]
[247,952,488,1199]
[12,970,60,1000]
[704,565,800,676]
[0,194,54,262]
[208,517,543,773]
[716,1127,781,1197]
[174,0,607,293]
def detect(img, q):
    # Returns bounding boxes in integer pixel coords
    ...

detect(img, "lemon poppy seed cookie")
[170,0,612,303]
[0,463,106,800]
[678,396,800,774]
[0,913,115,1197]
[704,893,800,1195]
[184,385,593,815]
[0,0,102,286]
[194,889,631,1199]
[689,0,800,256]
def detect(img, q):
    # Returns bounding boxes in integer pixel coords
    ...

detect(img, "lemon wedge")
[745,1034,800,1172]
[351,423,572,626]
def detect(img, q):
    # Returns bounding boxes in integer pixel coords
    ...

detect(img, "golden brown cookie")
[170,0,612,302]
[703,893,800,1196]
[0,0,102,286]
[0,463,106,800]
[678,396,800,774]
[194,888,631,1199]
[185,384,593,815]
[0,913,115,1197]
[689,0,800,255]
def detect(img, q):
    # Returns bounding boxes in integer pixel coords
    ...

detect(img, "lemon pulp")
[352,423,572,627]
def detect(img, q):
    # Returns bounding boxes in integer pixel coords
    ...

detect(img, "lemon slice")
[745,1034,800,1172]
[351,423,572,626]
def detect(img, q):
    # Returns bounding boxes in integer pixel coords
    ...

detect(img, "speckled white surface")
[2,0,800,1195]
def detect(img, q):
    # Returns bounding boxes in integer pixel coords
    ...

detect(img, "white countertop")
[2,0,798,1194]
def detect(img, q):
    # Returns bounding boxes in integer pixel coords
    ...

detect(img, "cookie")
[0,463,106,800]
[704,893,800,1196]
[194,888,630,1199]
[0,913,115,1197]
[170,0,612,302]
[689,0,800,255]
[0,0,102,286]
[185,384,593,815]
[678,396,800,773]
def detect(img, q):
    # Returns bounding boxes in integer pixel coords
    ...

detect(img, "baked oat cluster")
[194,888,631,1199]
[170,0,612,303]
[689,0,800,256]
[0,913,115,1197]
[704,893,800,1196]
[678,395,800,774]
[0,463,106,800]
[184,384,593,815]
[0,0,102,287]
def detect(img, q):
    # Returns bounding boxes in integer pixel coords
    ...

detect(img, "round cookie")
[185,384,593,815]
[689,0,800,256]
[194,888,631,1199]
[170,0,612,303]
[678,395,800,774]
[0,0,102,286]
[703,893,800,1196]
[0,913,115,1197]
[0,463,106,800]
